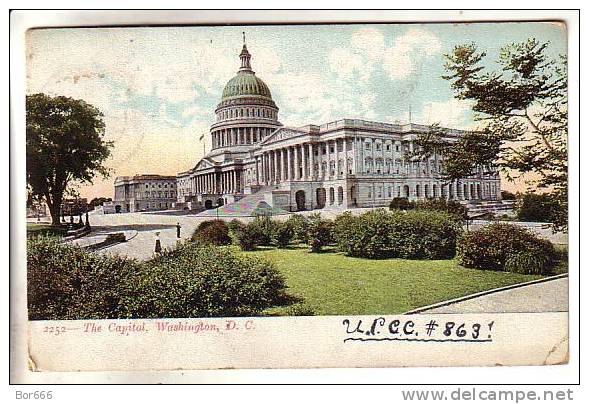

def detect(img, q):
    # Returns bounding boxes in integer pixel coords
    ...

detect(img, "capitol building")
[175,40,501,212]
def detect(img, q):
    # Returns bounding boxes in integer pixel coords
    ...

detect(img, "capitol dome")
[221,71,272,101]
[209,36,282,152]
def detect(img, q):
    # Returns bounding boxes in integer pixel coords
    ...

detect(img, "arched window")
[338,186,344,205]
[329,187,335,205]
[365,157,373,173]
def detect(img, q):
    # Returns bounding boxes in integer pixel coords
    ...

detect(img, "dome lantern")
[239,32,252,72]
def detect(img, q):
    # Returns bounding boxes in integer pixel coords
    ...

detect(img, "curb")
[404,273,568,314]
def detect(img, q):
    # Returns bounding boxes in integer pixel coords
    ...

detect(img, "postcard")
[11,10,575,381]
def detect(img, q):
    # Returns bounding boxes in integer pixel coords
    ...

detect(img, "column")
[336,139,341,178]
[268,153,273,184]
[294,146,300,180]
[265,153,269,185]
[260,154,265,184]
[287,147,292,181]
[308,143,314,180]
[274,150,280,183]
[342,138,348,177]
[282,149,288,181]
[301,144,308,180]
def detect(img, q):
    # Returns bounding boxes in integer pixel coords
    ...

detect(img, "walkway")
[409,276,568,314]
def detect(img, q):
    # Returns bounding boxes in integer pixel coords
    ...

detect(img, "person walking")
[154,231,162,254]
[176,222,182,239]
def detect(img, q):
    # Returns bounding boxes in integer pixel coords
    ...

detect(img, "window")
[396,145,400,152]
[376,143,381,151]
[365,142,371,150]
[386,144,391,151]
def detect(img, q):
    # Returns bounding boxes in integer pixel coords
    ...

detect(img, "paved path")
[415,277,568,314]
[78,210,210,261]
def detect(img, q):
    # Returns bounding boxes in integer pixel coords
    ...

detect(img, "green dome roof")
[221,71,272,101]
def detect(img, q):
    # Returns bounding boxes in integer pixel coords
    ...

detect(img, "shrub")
[504,252,552,275]
[389,197,415,211]
[501,190,516,200]
[27,237,287,319]
[307,214,333,253]
[125,242,286,317]
[415,198,468,221]
[105,232,126,244]
[233,223,259,251]
[247,216,274,246]
[333,209,392,258]
[27,236,141,320]
[191,220,231,246]
[227,219,244,234]
[284,303,316,316]
[332,209,462,259]
[227,219,245,245]
[457,223,556,274]
[272,221,293,248]
[285,214,309,242]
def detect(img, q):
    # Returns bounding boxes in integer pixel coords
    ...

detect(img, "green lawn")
[238,245,545,316]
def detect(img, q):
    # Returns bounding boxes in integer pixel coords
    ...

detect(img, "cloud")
[382,28,442,80]
[350,27,386,59]
[327,48,365,80]
[416,98,474,128]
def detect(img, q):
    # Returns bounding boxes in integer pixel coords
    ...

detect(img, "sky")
[26,22,567,199]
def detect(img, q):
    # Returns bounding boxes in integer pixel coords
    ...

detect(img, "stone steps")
[196,187,289,217]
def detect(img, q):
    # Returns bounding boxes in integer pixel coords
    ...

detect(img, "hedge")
[333,209,462,259]
[27,237,286,319]
[457,223,556,274]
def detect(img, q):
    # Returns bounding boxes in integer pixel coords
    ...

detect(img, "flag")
[198,134,204,141]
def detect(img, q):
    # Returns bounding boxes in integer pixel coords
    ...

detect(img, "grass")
[238,245,547,316]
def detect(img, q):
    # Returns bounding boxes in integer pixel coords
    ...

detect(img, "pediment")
[193,158,216,171]
[259,127,306,146]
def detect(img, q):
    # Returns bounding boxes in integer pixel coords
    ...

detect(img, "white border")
[8,9,581,386]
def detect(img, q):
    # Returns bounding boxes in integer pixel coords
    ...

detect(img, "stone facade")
[177,40,501,212]
[113,175,177,213]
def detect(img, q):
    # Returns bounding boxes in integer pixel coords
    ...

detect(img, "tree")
[414,39,567,230]
[26,94,113,226]
[89,197,113,208]
[516,192,560,224]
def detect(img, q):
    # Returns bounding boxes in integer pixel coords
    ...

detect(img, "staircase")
[196,187,289,217]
